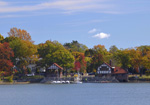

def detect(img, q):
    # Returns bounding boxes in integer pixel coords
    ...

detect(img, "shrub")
[145,71,150,76]
[27,68,32,74]
[8,75,13,82]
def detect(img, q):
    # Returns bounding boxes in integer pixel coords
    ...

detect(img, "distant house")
[97,62,128,82]
[26,64,36,74]
[113,67,128,82]
[46,63,63,78]
[97,63,112,76]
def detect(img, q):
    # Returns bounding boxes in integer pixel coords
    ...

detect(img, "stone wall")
[41,76,119,83]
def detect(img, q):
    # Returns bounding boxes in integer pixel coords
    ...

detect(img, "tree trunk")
[140,67,143,77]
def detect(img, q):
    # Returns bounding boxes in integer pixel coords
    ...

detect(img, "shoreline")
[0,80,150,85]
[0,81,30,85]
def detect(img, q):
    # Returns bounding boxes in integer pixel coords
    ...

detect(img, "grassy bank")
[129,74,150,79]
[0,81,30,85]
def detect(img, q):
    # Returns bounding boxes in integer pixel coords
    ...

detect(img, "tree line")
[0,27,150,80]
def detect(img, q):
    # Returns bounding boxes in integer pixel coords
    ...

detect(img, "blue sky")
[0,0,150,50]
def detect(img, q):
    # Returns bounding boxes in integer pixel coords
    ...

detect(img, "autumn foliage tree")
[85,45,110,73]
[9,39,37,76]
[136,46,150,76]
[2,27,150,78]
[3,37,37,67]
[0,42,14,78]
[8,27,33,43]
[72,52,86,73]
[74,61,81,71]
[2,33,37,77]
[127,48,142,73]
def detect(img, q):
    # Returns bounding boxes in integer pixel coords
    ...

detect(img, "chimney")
[109,59,112,66]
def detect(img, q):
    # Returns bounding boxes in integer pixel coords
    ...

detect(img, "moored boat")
[51,80,70,84]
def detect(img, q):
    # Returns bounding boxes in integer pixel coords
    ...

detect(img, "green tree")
[38,40,58,58]
[0,34,4,42]
[114,49,131,69]
[46,50,75,68]
[142,51,150,69]
[109,45,118,54]
[85,49,95,57]
[38,40,75,69]
[109,45,120,67]
[64,40,88,53]
[2,36,20,43]
[136,46,150,76]
[9,39,37,59]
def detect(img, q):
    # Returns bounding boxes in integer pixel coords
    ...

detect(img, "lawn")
[129,74,150,79]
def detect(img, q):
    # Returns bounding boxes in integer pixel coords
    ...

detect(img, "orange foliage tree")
[86,45,110,72]
[8,27,33,43]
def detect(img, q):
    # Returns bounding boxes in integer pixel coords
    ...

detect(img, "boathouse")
[46,63,63,78]
[97,62,128,82]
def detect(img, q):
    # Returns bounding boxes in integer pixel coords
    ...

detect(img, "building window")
[100,66,109,71]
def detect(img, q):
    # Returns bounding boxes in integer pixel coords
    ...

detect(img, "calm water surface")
[0,83,150,105]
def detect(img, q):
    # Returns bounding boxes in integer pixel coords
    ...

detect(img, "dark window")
[100,66,109,71]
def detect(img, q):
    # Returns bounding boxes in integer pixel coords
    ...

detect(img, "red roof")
[113,67,127,74]
[53,63,63,70]
[103,62,127,74]
[103,62,112,68]
[48,63,63,70]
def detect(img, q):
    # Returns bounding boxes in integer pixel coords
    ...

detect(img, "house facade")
[97,62,128,82]
[97,63,112,76]
[46,63,63,78]
[26,64,36,74]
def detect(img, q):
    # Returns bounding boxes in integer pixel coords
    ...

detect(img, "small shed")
[46,63,63,78]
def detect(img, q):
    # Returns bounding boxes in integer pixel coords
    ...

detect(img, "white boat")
[51,81,62,84]
[74,72,82,84]
[65,80,70,84]
[61,81,66,83]
[75,81,82,84]
[62,80,70,84]
[51,80,70,84]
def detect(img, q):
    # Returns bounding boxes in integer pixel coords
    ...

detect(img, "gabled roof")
[98,62,127,74]
[99,62,127,74]
[102,62,112,68]
[113,67,127,74]
[48,63,63,70]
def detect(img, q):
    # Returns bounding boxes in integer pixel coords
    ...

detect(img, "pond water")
[0,83,150,105]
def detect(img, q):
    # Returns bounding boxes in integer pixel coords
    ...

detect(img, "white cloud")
[0,1,8,6]
[0,0,116,14]
[88,28,97,33]
[92,32,110,39]
[0,0,148,15]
